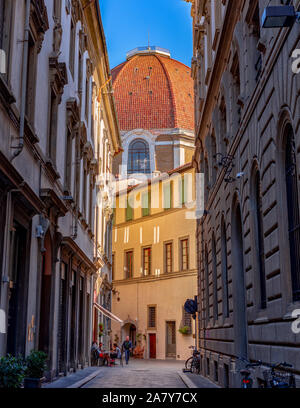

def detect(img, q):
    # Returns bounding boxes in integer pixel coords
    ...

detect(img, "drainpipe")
[11,0,31,161]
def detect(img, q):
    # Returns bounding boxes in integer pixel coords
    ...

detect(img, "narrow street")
[82,360,187,388]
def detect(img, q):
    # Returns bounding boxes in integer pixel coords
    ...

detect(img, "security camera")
[236,172,245,179]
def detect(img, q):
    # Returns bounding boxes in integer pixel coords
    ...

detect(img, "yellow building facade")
[111,164,198,360]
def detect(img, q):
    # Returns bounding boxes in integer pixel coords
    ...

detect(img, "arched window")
[252,169,266,309]
[284,125,300,301]
[128,139,150,174]
[221,217,229,318]
[212,234,218,322]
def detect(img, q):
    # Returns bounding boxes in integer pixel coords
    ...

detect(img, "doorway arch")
[121,320,137,346]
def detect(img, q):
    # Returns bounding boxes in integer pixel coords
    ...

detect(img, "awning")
[94,302,123,324]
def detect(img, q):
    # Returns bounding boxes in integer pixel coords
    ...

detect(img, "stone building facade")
[189,0,300,387]
[0,0,120,381]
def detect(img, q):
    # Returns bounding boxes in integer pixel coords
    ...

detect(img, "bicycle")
[238,358,262,388]
[262,362,296,389]
[184,346,201,374]
[238,359,296,389]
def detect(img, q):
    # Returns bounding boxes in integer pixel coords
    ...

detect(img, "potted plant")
[99,322,104,338]
[178,326,191,335]
[0,355,25,389]
[24,350,47,388]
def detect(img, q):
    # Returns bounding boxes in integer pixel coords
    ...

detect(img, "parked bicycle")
[262,362,296,388]
[238,358,262,388]
[239,358,296,389]
[185,346,201,374]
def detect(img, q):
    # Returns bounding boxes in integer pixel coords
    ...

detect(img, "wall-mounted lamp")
[262,5,300,28]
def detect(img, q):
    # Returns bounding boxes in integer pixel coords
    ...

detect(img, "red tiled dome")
[112,50,194,131]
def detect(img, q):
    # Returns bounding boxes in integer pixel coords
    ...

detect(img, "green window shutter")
[126,199,133,221]
[142,191,150,217]
[163,183,172,210]
[179,177,185,206]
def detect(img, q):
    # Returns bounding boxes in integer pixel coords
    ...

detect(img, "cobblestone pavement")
[82,359,187,388]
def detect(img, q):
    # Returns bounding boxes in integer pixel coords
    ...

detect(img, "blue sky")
[99,0,193,69]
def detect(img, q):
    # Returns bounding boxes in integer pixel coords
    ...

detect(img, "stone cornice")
[113,269,197,286]
[62,236,97,272]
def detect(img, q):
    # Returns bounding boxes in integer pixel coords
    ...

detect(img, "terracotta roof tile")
[112,54,194,131]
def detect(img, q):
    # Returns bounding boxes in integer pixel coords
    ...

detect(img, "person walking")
[122,336,132,365]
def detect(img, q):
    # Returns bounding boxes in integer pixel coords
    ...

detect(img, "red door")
[149,334,156,359]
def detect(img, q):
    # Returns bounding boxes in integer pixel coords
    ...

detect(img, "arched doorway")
[122,321,137,347]
[38,232,52,354]
[231,197,248,360]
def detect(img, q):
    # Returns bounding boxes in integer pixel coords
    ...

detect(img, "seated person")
[110,343,121,359]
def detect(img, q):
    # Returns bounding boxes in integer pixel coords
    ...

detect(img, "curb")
[67,369,103,388]
[177,371,198,388]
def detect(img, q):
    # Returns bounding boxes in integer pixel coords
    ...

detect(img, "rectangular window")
[88,182,93,228]
[180,238,189,271]
[142,191,151,217]
[214,361,219,383]
[85,77,89,121]
[182,307,192,333]
[26,33,37,124]
[69,18,76,77]
[148,306,156,329]
[125,250,133,279]
[48,89,57,161]
[65,128,72,192]
[126,199,133,221]
[82,168,87,217]
[0,0,12,82]
[143,247,151,276]
[164,242,173,273]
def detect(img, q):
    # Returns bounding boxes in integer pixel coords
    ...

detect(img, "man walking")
[122,336,132,365]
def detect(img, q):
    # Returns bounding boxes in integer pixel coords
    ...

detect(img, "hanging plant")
[178,326,191,335]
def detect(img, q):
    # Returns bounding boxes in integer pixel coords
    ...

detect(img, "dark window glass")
[128,139,150,174]
[212,236,218,321]
[180,239,189,271]
[165,242,173,273]
[148,306,156,328]
[143,247,151,276]
[125,251,133,279]
[253,171,267,309]
[221,220,229,318]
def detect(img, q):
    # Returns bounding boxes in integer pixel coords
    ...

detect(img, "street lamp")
[261,5,300,28]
